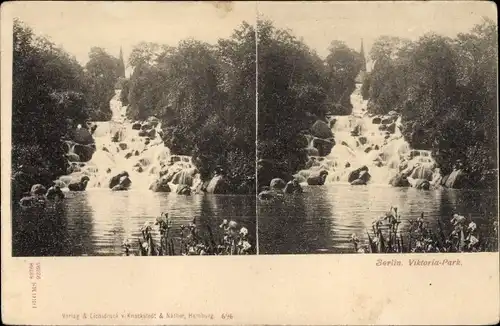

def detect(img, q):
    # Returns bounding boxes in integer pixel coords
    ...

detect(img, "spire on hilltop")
[360,38,366,72]
[118,46,126,78]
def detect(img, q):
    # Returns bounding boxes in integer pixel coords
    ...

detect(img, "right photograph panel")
[256,2,499,254]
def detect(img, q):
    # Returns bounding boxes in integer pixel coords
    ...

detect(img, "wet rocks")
[73,143,96,162]
[414,179,430,190]
[119,143,128,150]
[112,175,131,191]
[372,117,381,124]
[358,136,368,145]
[109,171,129,189]
[68,176,90,191]
[132,122,142,130]
[389,173,410,187]
[149,176,171,192]
[306,170,328,186]
[46,185,65,200]
[313,137,335,157]
[347,166,369,183]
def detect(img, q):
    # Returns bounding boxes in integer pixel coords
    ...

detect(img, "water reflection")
[12,190,256,256]
[258,184,498,254]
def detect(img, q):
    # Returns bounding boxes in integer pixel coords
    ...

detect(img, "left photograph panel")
[9,2,257,257]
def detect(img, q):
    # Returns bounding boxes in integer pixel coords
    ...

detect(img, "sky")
[9,1,497,70]
[259,1,497,68]
[9,1,257,66]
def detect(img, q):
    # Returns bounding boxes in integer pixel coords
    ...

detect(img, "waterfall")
[58,90,200,191]
[299,84,439,186]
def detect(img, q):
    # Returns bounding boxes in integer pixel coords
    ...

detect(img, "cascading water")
[301,84,440,186]
[57,90,201,191]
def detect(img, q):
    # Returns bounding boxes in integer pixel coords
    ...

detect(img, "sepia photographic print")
[1,1,499,325]
[257,2,499,256]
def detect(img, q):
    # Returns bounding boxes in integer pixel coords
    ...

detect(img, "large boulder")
[68,176,90,191]
[46,185,65,200]
[311,120,333,139]
[138,130,147,137]
[372,117,381,124]
[132,122,142,130]
[112,176,131,191]
[284,180,303,194]
[72,128,94,145]
[141,123,153,131]
[269,178,286,191]
[389,173,410,187]
[307,170,328,186]
[111,131,121,142]
[118,143,128,150]
[73,143,96,162]
[443,169,468,189]
[350,178,367,185]
[295,134,310,148]
[358,170,371,183]
[381,116,396,124]
[206,175,229,194]
[410,165,434,181]
[147,129,156,139]
[347,166,369,183]
[31,184,47,195]
[313,138,335,156]
[358,136,368,145]
[149,176,171,192]
[109,171,129,189]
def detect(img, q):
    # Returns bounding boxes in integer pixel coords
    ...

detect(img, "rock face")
[206,175,229,194]
[347,166,369,183]
[307,170,328,185]
[443,169,468,189]
[284,180,303,194]
[389,173,410,187]
[68,176,90,191]
[269,178,286,191]
[313,137,335,156]
[109,171,129,189]
[311,120,333,139]
[176,184,191,195]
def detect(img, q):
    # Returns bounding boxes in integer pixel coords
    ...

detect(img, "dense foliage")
[12,20,121,186]
[121,23,256,193]
[257,20,362,186]
[364,20,498,188]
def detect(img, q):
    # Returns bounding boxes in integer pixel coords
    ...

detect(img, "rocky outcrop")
[347,166,369,183]
[68,176,90,191]
[109,171,129,189]
[389,173,410,187]
[307,170,328,185]
[313,137,335,156]
[311,120,333,139]
[111,175,131,191]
